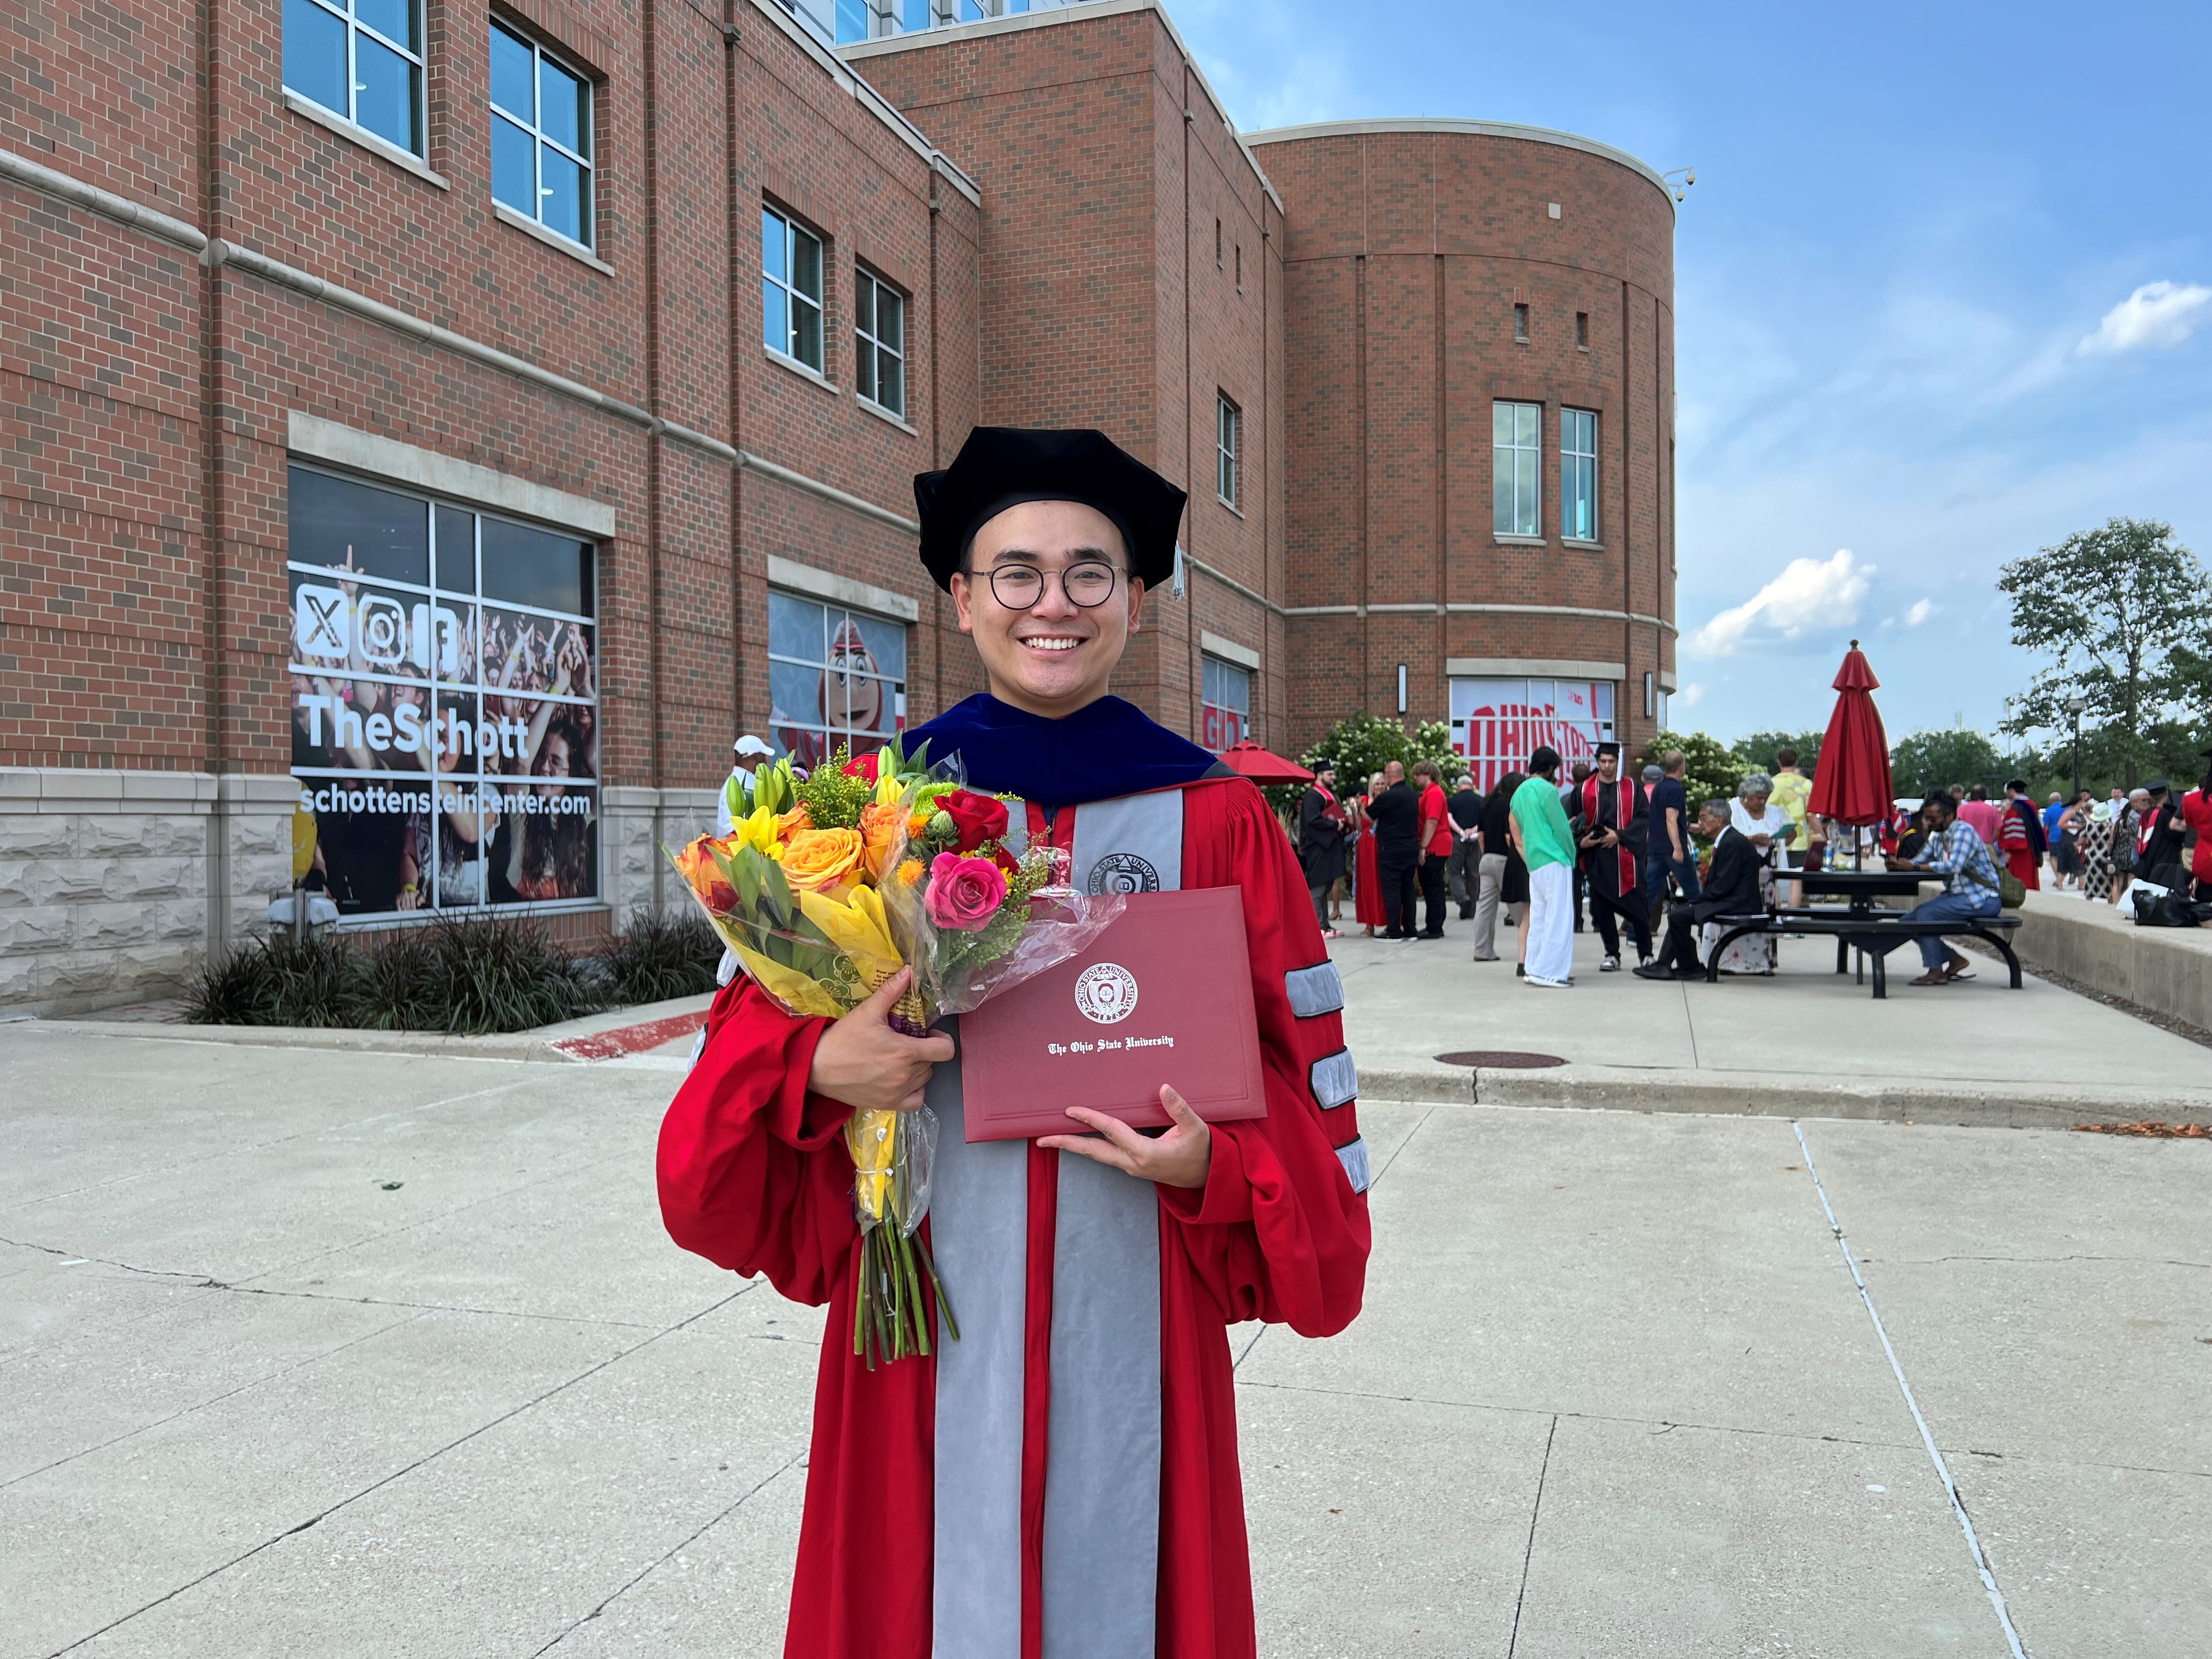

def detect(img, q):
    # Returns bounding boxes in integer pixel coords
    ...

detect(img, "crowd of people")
[1297,741,2212,987]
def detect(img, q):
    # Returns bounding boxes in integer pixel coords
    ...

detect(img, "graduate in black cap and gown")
[658,427,1371,1659]
[1573,740,1652,970]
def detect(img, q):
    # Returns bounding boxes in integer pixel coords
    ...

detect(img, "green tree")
[1998,517,2210,787]
[1888,728,2004,798]
[1634,730,1739,811]
[1730,728,1826,781]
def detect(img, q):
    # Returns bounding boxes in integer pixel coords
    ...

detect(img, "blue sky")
[1166,0,2212,747]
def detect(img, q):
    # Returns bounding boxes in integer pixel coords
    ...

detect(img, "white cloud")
[1903,597,1936,627]
[1678,682,1705,708]
[1686,549,1871,658]
[2076,281,2212,356]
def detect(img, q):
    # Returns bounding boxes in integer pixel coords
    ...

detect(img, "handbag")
[1965,860,2026,910]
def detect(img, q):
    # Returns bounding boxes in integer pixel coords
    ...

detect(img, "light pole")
[2066,695,2087,800]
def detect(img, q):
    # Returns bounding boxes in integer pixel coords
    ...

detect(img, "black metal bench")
[1701,911,2024,998]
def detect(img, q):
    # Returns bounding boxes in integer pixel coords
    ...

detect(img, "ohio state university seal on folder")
[956,887,1268,1142]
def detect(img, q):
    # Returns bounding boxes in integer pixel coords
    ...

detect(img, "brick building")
[0,0,1673,1011]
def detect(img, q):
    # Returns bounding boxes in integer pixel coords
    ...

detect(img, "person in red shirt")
[1412,758,1453,939]
[2183,751,2212,900]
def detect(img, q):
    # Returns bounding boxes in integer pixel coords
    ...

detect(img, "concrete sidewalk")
[1329,919,2212,1125]
[4,1018,2205,1657]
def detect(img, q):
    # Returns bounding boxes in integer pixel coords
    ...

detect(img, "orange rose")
[857,802,905,882]
[775,804,812,842]
[673,834,740,912]
[778,827,864,894]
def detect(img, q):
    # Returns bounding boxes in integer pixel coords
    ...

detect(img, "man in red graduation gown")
[657,427,1372,1659]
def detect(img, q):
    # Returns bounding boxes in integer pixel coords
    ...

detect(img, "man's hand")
[805,967,955,1113]
[1038,1087,1211,1189]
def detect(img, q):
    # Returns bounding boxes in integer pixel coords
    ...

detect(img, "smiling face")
[950,499,1144,719]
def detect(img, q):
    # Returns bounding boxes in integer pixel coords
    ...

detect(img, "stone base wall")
[1,769,296,1015]
[2010,889,2212,1036]
[603,786,725,928]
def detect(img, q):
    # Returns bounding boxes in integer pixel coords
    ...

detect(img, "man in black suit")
[1634,799,1765,980]
[1365,759,1421,939]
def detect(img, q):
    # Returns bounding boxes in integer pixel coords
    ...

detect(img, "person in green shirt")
[1768,746,1818,904]
[1510,745,1578,986]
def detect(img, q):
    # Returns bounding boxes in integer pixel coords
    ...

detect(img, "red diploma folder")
[956,886,1268,1142]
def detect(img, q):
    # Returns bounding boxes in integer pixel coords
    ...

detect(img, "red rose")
[842,751,880,782]
[938,788,1009,851]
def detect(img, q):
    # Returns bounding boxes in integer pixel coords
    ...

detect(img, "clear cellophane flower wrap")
[668,735,1124,1368]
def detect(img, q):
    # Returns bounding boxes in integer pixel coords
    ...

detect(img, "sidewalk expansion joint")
[1791,1121,2033,1659]
[1504,1415,1556,1659]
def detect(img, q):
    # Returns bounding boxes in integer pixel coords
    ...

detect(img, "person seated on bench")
[1884,789,2002,986]
[1635,800,1764,981]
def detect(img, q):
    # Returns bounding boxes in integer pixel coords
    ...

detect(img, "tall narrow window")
[1214,218,1223,267]
[1513,302,1530,343]
[1234,243,1243,291]
[490,24,595,249]
[284,0,426,155]
[1493,401,1541,537]
[763,206,825,373]
[1575,310,1590,348]
[1216,393,1241,509]
[855,267,906,419]
[1561,408,1598,540]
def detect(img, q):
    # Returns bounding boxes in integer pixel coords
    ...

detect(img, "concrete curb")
[46,992,718,1065]
[1358,1062,2212,1129]
[2010,889,2212,1035]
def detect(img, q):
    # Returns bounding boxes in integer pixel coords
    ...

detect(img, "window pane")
[1516,403,1539,447]
[877,349,902,415]
[878,289,902,353]
[847,612,907,682]
[489,23,534,118]
[491,115,535,215]
[856,331,876,402]
[793,295,822,370]
[541,147,586,244]
[903,0,929,27]
[357,0,417,53]
[481,518,593,615]
[492,777,597,903]
[283,0,348,112]
[1492,402,1513,447]
[433,506,475,594]
[763,279,787,354]
[539,56,586,155]
[769,592,825,662]
[290,467,429,586]
[836,0,868,43]
[762,209,786,283]
[854,272,875,340]
[354,33,420,153]
[791,226,822,303]
[1493,452,1514,534]
[1515,451,1538,535]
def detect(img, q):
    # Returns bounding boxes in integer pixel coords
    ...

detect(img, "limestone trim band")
[1,144,207,252]
[1286,600,1678,635]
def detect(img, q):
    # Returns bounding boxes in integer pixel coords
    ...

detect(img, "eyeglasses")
[983,560,1120,610]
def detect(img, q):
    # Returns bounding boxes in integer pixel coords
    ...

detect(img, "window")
[854,268,906,418]
[1575,310,1589,348]
[1644,672,1656,719]
[1201,657,1251,752]
[286,465,600,917]
[1214,217,1222,267]
[490,23,594,248]
[284,0,425,155]
[1234,243,1243,291]
[1561,408,1598,541]
[1448,678,1615,792]
[1215,394,1241,509]
[764,206,825,373]
[1513,302,1530,343]
[768,590,907,767]
[1493,401,1541,537]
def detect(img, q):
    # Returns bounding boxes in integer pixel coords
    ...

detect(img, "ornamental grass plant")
[184,909,716,1034]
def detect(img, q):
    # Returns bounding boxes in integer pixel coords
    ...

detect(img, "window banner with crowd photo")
[1450,678,1616,793]
[766,590,907,768]
[286,466,601,919]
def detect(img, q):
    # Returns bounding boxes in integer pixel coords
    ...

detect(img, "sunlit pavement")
[2,1003,2205,1656]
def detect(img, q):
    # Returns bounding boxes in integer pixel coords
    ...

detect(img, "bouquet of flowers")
[670,736,1123,1368]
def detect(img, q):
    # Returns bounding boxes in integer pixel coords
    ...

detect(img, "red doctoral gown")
[657,774,1370,1659]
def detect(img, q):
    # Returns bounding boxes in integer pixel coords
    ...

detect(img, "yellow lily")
[798,884,904,989]
[730,941,848,1018]
[730,802,783,859]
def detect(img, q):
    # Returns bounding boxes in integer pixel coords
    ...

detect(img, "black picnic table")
[1704,865,2024,997]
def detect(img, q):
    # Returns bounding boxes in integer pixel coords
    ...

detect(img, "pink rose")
[924,852,1007,932]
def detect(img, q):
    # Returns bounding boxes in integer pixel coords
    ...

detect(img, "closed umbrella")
[1808,641,1893,864]
[1214,739,1313,787]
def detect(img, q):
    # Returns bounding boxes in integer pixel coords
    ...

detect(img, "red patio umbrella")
[1808,640,1893,827]
[1214,739,1313,787]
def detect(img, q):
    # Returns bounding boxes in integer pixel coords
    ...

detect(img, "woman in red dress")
[1354,770,1388,936]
